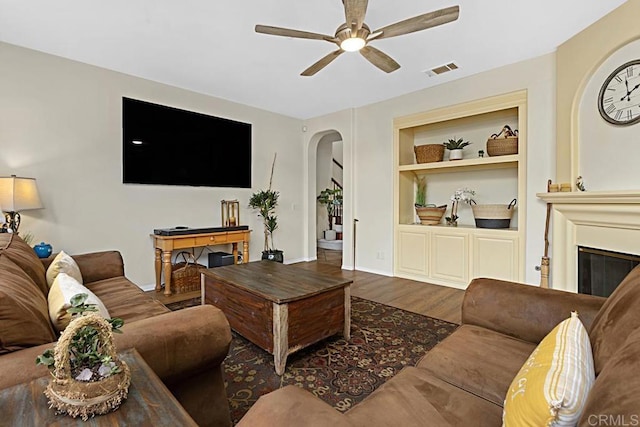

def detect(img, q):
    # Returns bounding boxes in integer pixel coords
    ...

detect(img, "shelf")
[398,154,518,174]
[398,223,518,234]
[394,91,527,288]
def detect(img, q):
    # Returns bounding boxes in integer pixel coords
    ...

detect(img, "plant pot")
[261,250,284,263]
[324,230,337,240]
[448,149,463,161]
[415,205,447,225]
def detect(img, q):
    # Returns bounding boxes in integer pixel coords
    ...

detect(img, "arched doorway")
[315,131,343,265]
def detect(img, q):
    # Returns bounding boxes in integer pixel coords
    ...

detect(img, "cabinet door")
[397,230,429,276]
[472,235,519,282]
[431,232,469,284]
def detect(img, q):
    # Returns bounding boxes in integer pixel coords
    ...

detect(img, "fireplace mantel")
[536,190,640,292]
[537,190,640,205]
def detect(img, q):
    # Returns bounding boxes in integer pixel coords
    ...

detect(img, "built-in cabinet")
[394,91,527,289]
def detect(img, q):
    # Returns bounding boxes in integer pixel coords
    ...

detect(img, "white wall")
[347,53,557,283]
[0,41,303,288]
[578,39,640,191]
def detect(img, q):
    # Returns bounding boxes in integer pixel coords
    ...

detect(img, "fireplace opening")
[578,247,640,297]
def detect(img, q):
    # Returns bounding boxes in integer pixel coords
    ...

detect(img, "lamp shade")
[0,175,43,212]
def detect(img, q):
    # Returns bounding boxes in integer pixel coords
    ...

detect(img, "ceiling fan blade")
[255,25,336,42]
[373,5,459,40]
[360,46,400,73]
[343,0,368,31]
[301,50,345,76]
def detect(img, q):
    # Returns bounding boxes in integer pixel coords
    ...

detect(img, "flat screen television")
[122,97,252,188]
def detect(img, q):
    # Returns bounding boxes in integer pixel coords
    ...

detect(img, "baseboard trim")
[284,257,307,264]
[140,283,156,292]
[355,266,394,277]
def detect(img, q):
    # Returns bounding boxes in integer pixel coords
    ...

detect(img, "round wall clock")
[598,59,640,126]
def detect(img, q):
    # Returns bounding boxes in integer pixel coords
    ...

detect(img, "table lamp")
[0,175,43,234]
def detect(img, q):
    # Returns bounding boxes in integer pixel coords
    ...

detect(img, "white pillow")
[48,272,110,333]
[46,250,83,288]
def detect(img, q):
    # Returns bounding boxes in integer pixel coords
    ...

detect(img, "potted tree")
[317,188,342,240]
[443,137,472,161]
[248,154,284,262]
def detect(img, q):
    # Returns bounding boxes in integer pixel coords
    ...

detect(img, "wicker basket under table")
[171,252,206,293]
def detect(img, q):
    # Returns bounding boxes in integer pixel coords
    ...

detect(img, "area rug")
[168,297,458,425]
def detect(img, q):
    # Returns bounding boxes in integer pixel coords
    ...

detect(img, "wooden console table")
[152,229,250,295]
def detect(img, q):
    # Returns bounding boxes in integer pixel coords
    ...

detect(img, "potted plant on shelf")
[445,187,476,226]
[413,173,446,225]
[317,187,343,240]
[36,293,128,420]
[249,154,283,262]
[443,137,472,161]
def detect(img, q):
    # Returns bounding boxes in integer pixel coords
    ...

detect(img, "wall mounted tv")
[122,97,252,188]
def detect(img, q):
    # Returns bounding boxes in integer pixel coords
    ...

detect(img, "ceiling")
[0,0,627,119]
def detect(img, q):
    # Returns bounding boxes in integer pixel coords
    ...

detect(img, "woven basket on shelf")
[486,125,518,156]
[44,313,131,421]
[471,199,517,229]
[171,251,206,293]
[414,144,444,163]
[415,205,447,225]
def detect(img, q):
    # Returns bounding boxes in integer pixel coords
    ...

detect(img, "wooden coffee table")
[0,349,197,426]
[202,261,352,375]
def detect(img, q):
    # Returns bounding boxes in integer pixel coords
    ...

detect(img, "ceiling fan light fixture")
[340,37,366,52]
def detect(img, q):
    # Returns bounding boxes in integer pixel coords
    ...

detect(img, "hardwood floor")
[295,257,464,324]
[150,249,465,324]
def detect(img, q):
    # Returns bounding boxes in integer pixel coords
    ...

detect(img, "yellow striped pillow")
[503,312,595,427]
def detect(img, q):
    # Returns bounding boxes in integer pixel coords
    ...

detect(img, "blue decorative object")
[33,242,52,258]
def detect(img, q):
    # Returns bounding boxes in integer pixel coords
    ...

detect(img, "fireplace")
[536,190,640,294]
[578,246,640,297]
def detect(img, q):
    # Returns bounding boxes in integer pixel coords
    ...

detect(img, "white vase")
[334,224,343,233]
[324,230,337,241]
[449,149,463,161]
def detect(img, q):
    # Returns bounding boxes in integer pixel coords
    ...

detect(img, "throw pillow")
[46,250,83,288]
[503,312,595,427]
[0,233,48,296]
[0,256,57,354]
[48,272,110,333]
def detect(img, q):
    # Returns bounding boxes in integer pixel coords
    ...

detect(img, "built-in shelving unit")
[393,91,527,289]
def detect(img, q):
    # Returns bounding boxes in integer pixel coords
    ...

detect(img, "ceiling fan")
[255,1,460,76]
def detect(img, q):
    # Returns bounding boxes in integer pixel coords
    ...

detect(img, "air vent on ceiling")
[424,62,459,77]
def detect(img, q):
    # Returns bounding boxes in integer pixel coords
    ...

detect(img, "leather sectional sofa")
[239,266,640,426]
[0,233,232,427]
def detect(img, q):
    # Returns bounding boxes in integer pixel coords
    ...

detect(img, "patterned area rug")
[167,297,458,425]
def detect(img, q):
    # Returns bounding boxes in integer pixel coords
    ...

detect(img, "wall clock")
[598,59,640,126]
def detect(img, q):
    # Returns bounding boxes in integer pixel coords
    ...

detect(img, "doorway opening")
[316,132,343,266]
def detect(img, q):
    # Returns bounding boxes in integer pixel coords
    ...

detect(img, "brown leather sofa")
[238,266,640,426]
[0,233,232,427]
